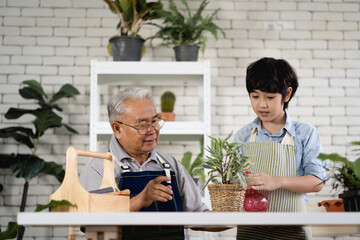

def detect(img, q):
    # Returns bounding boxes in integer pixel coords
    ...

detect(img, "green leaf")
[0,127,35,148]
[33,108,63,136]
[4,107,35,120]
[9,154,44,181]
[19,87,46,106]
[50,84,80,103]
[0,154,16,168]
[63,123,79,134]
[180,151,192,172]
[0,221,18,239]
[23,80,48,99]
[35,199,76,212]
[40,161,65,183]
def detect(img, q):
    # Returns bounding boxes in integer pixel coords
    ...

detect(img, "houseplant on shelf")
[148,0,225,61]
[318,141,360,212]
[104,0,163,61]
[0,80,79,239]
[158,91,176,121]
[200,132,252,212]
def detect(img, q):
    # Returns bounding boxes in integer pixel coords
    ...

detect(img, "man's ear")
[284,87,293,102]
[111,121,122,139]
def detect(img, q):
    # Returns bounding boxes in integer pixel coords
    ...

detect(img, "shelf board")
[94,61,206,75]
[94,121,205,136]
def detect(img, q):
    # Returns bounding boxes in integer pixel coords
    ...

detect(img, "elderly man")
[80,87,208,239]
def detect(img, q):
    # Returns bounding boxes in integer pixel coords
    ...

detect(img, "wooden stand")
[49,147,130,239]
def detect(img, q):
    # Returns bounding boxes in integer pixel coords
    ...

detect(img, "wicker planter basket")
[208,184,246,212]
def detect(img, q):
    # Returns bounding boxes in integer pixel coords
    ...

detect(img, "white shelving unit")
[90,60,211,152]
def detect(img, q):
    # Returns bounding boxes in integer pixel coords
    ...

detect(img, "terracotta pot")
[158,112,175,121]
[318,199,344,212]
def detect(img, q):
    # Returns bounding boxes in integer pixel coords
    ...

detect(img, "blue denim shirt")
[234,112,326,202]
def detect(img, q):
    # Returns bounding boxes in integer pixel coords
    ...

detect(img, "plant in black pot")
[318,141,360,212]
[148,0,225,61]
[0,80,79,239]
[104,0,163,61]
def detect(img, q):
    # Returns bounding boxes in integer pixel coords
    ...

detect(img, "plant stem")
[17,181,29,240]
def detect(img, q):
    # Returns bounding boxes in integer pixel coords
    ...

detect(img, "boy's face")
[249,88,292,124]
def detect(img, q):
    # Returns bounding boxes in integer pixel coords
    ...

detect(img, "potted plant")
[104,0,163,61]
[158,91,176,121]
[318,141,360,212]
[148,0,225,61]
[180,138,206,185]
[200,132,252,212]
[0,80,79,239]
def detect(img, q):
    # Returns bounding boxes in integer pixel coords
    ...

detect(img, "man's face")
[113,98,160,158]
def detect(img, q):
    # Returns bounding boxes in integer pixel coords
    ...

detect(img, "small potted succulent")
[318,141,360,212]
[200,132,252,212]
[158,91,176,121]
[104,0,163,61]
[148,0,225,61]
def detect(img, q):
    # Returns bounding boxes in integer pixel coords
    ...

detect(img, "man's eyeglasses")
[116,118,165,135]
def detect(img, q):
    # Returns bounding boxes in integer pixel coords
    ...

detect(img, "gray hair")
[107,88,155,123]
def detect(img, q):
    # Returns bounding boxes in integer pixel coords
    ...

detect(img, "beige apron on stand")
[237,128,312,240]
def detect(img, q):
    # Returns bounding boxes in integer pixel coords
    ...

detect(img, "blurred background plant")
[180,138,205,184]
[0,80,79,239]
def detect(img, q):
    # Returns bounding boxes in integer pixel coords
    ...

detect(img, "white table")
[18,212,360,227]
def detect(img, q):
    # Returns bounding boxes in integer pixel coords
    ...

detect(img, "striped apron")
[237,128,311,240]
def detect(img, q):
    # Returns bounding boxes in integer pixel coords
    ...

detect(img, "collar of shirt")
[251,110,295,138]
[109,135,159,167]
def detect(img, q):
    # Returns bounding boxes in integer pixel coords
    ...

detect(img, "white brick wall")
[1,0,360,239]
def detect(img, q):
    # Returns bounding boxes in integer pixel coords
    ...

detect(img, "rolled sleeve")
[300,125,326,181]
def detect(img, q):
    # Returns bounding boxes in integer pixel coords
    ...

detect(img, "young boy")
[235,57,326,240]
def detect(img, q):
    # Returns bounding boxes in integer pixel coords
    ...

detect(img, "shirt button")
[269,137,272,140]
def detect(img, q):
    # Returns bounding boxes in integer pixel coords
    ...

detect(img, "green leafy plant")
[180,138,205,183]
[104,0,163,37]
[149,0,225,53]
[0,200,76,239]
[35,199,77,212]
[0,222,18,240]
[318,141,360,192]
[0,80,79,239]
[200,132,252,189]
[160,91,176,112]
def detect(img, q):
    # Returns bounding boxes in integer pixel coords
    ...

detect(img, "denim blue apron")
[117,153,184,240]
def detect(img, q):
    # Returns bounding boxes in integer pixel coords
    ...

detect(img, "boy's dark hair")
[246,57,298,109]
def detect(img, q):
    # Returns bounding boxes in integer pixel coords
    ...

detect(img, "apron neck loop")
[249,127,295,146]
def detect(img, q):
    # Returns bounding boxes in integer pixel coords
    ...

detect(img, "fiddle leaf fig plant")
[0,80,79,239]
[200,132,252,189]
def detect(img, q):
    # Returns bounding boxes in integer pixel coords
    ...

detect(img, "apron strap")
[250,127,295,146]
[281,131,295,146]
[249,127,258,142]
[111,146,172,184]
[156,153,172,184]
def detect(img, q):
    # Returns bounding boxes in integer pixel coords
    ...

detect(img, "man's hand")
[130,176,173,211]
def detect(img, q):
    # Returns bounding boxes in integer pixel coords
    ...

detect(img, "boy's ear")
[284,87,293,102]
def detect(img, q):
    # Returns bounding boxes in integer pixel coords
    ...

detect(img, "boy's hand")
[246,172,281,191]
